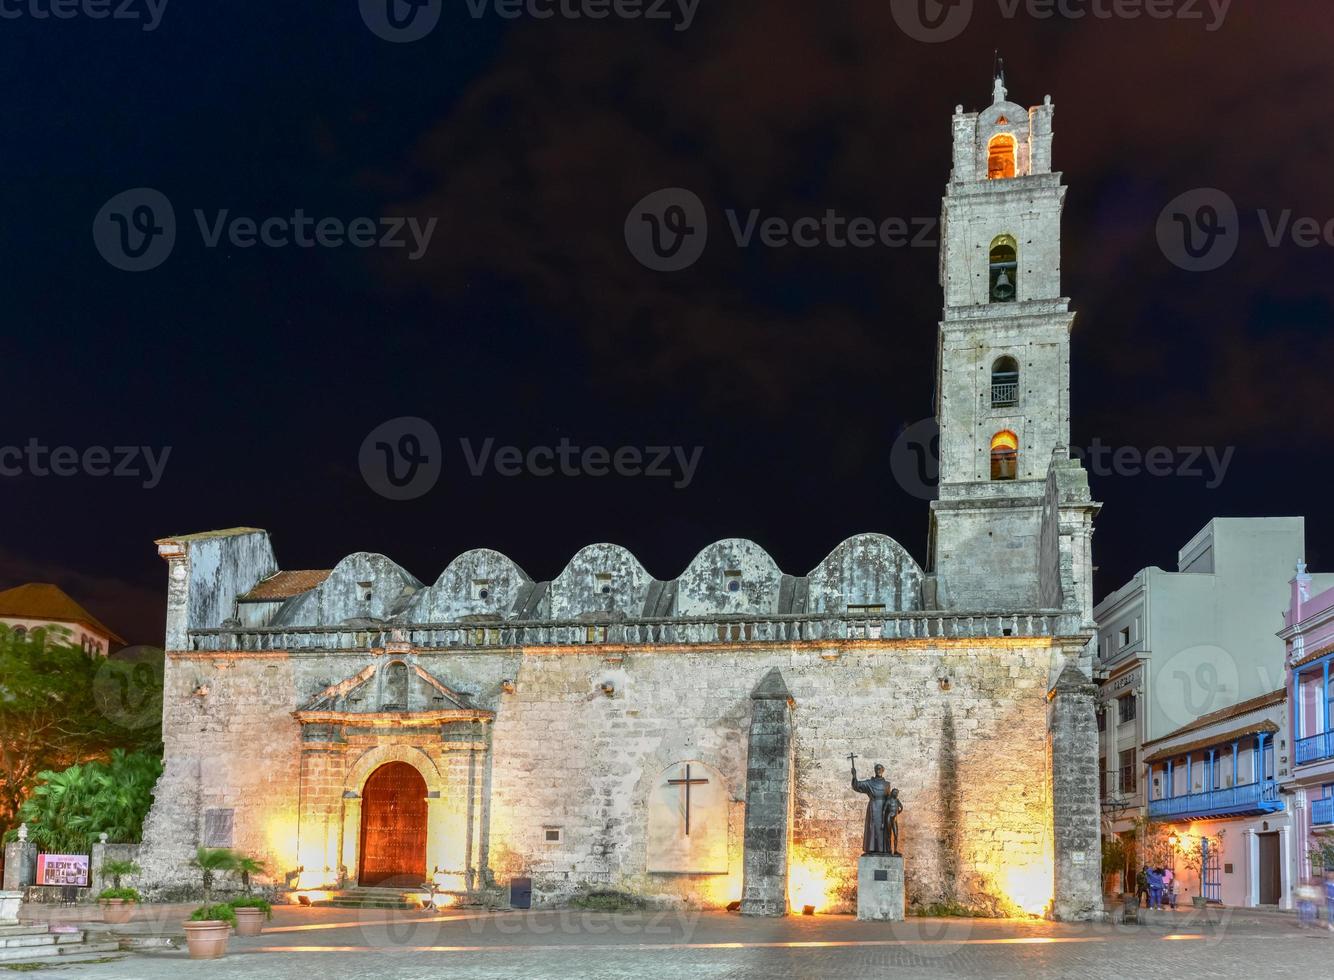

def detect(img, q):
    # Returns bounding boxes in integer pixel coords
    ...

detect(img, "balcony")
[1296,731,1334,766]
[1148,778,1282,821]
[1313,796,1334,827]
[990,382,1018,407]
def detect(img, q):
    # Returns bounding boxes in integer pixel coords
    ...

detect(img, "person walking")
[1148,867,1165,910]
[1136,865,1150,908]
[1163,866,1177,910]
[1296,880,1319,927]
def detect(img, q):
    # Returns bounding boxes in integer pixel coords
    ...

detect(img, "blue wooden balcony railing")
[1296,731,1334,766]
[1312,796,1334,827]
[1148,778,1282,820]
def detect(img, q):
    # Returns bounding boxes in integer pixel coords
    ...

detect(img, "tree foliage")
[1128,816,1176,869]
[0,625,162,837]
[5,749,163,852]
[1308,835,1334,873]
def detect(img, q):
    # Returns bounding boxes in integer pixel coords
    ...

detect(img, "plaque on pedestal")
[857,854,905,921]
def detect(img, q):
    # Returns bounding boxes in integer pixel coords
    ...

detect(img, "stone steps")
[0,927,122,964]
[316,897,423,909]
[0,925,58,943]
[313,886,427,910]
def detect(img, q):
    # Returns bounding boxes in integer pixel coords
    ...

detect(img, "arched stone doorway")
[358,762,428,886]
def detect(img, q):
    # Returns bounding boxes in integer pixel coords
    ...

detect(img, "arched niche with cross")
[646,760,729,874]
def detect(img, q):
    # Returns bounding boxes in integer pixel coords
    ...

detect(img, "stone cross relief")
[666,764,709,835]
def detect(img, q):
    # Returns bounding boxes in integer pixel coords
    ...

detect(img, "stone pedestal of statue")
[857,854,905,921]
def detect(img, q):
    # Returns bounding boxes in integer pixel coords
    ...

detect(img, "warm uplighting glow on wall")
[1000,857,1053,916]
[297,868,336,889]
[787,845,837,913]
[697,870,742,908]
[287,889,332,904]
[266,813,299,867]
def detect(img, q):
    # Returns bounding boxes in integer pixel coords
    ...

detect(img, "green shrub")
[569,891,645,912]
[4,750,163,853]
[911,900,981,918]
[189,904,237,926]
[227,897,273,920]
[101,859,140,890]
[97,887,141,902]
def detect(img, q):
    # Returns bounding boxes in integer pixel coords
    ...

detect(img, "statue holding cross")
[849,753,901,856]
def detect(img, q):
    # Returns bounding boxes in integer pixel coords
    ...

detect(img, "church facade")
[137,77,1103,919]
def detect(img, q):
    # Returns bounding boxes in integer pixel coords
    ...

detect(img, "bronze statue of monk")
[850,761,895,855]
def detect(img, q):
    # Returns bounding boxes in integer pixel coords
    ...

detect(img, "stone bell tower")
[929,69,1077,611]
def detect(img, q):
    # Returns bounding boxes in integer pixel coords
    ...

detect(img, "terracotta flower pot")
[1191,896,1208,910]
[182,920,231,959]
[233,907,265,936]
[101,899,136,924]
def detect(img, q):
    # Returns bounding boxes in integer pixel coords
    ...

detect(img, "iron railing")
[1296,730,1334,766]
[185,609,1084,653]
[991,382,1018,407]
[1312,795,1334,827]
[1148,778,1281,820]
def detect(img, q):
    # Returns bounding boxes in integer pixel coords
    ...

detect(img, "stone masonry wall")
[140,639,1060,915]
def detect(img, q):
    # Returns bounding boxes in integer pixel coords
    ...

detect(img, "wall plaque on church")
[204,808,235,848]
[647,761,728,874]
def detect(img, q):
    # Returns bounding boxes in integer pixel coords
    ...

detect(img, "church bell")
[991,271,1015,302]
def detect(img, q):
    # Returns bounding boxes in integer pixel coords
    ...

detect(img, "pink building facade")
[1280,564,1334,881]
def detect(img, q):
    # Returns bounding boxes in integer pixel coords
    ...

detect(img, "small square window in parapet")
[596,573,613,595]
[473,579,492,601]
[357,580,373,602]
[724,570,742,593]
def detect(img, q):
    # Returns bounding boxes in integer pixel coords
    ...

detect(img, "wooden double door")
[358,762,428,886]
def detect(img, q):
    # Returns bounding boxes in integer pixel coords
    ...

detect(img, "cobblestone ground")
[24,905,1333,980]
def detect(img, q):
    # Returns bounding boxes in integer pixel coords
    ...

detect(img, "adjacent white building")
[1095,517,1306,907]
[0,582,123,655]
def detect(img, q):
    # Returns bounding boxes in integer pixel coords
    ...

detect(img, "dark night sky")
[4,1,1333,645]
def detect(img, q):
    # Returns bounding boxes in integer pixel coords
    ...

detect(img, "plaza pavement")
[15,902,1331,979]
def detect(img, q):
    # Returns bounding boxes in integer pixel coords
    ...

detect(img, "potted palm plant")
[226,854,270,935]
[97,859,142,924]
[183,903,236,959]
[191,847,237,902]
[228,897,273,936]
[234,854,267,894]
